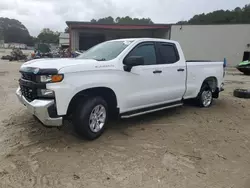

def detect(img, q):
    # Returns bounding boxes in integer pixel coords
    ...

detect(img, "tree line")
[0,18,59,46]
[178,4,250,24]
[64,16,154,33]
[90,16,154,24]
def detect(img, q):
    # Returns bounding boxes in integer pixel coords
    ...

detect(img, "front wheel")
[73,97,108,140]
[196,84,213,107]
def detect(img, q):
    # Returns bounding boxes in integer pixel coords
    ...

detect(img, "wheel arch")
[67,87,119,116]
[201,76,218,92]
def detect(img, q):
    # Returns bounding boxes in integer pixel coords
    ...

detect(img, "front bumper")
[16,87,63,127]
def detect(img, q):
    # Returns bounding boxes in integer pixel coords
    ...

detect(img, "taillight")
[223,58,227,68]
[223,58,226,77]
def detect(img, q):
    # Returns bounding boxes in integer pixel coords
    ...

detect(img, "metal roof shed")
[66,21,170,50]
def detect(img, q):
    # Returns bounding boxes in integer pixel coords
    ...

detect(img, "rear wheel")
[196,84,213,107]
[73,96,108,140]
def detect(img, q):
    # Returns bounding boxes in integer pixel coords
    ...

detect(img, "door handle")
[153,70,162,74]
[177,68,185,72]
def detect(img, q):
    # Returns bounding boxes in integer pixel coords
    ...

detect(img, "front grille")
[21,72,36,82]
[20,72,38,102]
[20,85,37,102]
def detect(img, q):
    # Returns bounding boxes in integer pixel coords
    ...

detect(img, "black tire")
[73,96,108,140]
[196,84,213,107]
[243,72,250,75]
[233,89,250,99]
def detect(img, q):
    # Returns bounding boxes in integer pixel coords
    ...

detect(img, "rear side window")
[128,43,157,65]
[157,43,179,64]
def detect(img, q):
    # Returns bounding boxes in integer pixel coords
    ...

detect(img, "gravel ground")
[0,59,250,188]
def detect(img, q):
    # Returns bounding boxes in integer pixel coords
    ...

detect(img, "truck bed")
[184,60,224,100]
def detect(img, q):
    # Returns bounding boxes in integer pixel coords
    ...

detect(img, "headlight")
[40,75,52,82]
[37,89,55,97]
[38,74,64,83]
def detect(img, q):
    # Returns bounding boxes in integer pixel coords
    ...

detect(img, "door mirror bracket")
[123,56,144,72]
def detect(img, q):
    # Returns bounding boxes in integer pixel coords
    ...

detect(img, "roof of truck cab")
[108,38,177,43]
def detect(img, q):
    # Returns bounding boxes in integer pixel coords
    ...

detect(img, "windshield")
[77,40,133,61]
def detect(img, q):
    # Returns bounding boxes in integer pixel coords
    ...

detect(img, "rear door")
[154,42,186,102]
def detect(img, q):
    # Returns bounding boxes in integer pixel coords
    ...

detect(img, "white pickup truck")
[16,38,224,140]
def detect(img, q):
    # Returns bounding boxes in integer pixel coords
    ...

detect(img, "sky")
[0,0,249,36]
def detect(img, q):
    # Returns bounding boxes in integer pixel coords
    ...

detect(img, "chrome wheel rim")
[201,90,212,107]
[89,105,106,133]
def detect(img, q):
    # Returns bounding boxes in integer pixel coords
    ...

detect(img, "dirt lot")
[0,59,250,188]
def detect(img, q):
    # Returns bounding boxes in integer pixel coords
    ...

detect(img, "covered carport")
[66,21,170,51]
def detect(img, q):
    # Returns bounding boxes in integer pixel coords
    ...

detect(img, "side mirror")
[123,56,144,72]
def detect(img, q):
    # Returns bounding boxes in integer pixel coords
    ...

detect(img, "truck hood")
[22,58,98,69]
[21,58,115,73]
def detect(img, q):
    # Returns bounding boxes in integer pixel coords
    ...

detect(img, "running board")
[121,103,183,119]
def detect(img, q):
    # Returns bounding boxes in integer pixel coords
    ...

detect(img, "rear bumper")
[16,87,63,127]
[219,83,224,92]
[213,83,224,98]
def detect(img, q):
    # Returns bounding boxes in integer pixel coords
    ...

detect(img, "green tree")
[177,3,250,24]
[0,27,3,40]
[64,27,69,33]
[0,17,32,45]
[90,19,97,23]
[96,16,115,24]
[91,16,154,24]
[115,17,121,23]
[37,28,59,44]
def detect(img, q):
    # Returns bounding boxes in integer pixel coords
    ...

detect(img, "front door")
[121,42,168,111]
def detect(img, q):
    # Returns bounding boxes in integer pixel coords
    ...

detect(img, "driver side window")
[128,43,157,65]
